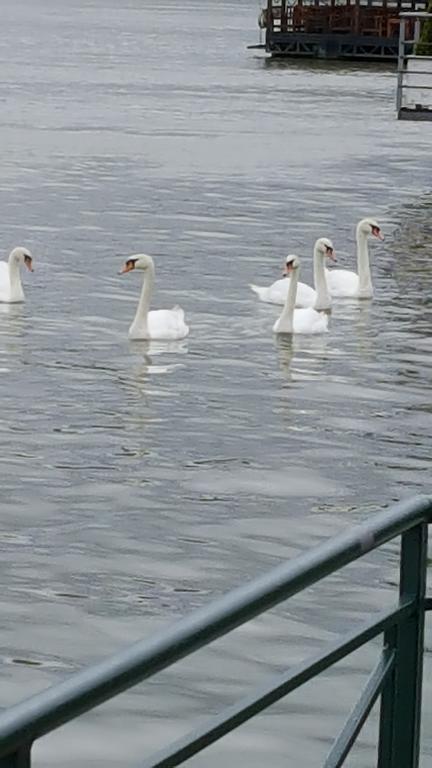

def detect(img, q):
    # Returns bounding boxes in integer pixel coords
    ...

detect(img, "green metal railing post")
[378,625,397,768]
[378,523,428,768]
[0,744,31,767]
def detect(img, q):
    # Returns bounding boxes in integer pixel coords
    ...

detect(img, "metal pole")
[377,523,428,767]
[393,524,427,767]
[281,0,287,33]
[378,625,397,768]
[396,17,406,114]
[266,0,272,51]
[0,745,31,767]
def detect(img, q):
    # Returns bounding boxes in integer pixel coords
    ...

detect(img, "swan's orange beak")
[325,246,337,262]
[284,263,294,276]
[372,226,384,241]
[24,256,34,272]
[119,259,136,275]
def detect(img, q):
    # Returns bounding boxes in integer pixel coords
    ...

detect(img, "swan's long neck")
[313,248,331,310]
[278,267,299,333]
[357,230,373,297]
[8,254,24,301]
[129,263,154,337]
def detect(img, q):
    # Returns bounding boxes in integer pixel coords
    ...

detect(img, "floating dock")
[252,0,428,61]
[396,12,432,120]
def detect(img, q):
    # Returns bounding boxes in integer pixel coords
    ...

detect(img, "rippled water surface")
[0,1,431,765]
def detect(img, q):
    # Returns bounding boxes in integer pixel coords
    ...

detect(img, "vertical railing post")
[0,745,32,767]
[413,16,421,44]
[378,523,428,768]
[396,17,406,113]
[378,625,397,767]
[266,0,273,50]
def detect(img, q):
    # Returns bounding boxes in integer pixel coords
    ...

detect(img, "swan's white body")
[273,256,328,335]
[250,278,315,308]
[120,254,189,341]
[325,218,384,299]
[250,238,334,310]
[0,247,34,303]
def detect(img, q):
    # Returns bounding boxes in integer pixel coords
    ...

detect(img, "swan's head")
[11,247,34,272]
[358,218,384,241]
[283,254,301,275]
[119,254,154,274]
[315,237,336,261]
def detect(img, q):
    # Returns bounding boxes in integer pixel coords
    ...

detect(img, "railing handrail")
[0,495,430,758]
[400,11,432,19]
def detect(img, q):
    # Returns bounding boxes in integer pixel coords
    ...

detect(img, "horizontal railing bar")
[0,496,430,758]
[401,84,432,90]
[400,12,432,18]
[401,72,432,77]
[323,649,394,768]
[139,603,412,768]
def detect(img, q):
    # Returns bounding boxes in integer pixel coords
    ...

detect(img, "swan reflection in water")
[0,302,26,339]
[275,335,295,379]
[275,334,330,382]
[331,297,377,361]
[120,338,189,398]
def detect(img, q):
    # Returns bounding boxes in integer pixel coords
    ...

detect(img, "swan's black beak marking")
[24,255,34,272]
[119,259,136,275]
[372,226,384,241]
[325,246,337,262]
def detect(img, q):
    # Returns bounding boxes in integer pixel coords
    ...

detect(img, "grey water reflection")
[0,0,430,766]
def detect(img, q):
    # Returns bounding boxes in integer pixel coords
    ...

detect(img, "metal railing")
[397,12,432,118]
[0,495,431,767]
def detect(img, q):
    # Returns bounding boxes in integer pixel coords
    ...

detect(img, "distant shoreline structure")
[249,0,427,61]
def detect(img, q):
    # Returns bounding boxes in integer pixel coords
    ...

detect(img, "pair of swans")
[251,218,384,308]
[0,245,187,341]
[273,239,333,335]
[0,248,34,303]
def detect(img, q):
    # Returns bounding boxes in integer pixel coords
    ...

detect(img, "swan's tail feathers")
[249,283,267,301]
[171,304,185,320]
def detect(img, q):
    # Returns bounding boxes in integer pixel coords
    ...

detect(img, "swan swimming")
[325,218,384,299]
[273,255,329,335]
[0,247,34,303]
[119,254,189,340]
[250,237,336,309]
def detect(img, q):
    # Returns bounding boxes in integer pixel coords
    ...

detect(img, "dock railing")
[397,11,432,119]
[0,495,431,767]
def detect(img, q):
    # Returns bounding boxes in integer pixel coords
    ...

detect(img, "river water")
[0,0,431,765]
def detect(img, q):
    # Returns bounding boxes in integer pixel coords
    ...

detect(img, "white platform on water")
[399,55,432,120]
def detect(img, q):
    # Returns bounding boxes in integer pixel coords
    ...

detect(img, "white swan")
[325,218,384,299]
[250,237,336,309]
[0,247,34,303]
[119,254,189,340]
[250,265,315,307]
[273,255,329,335]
